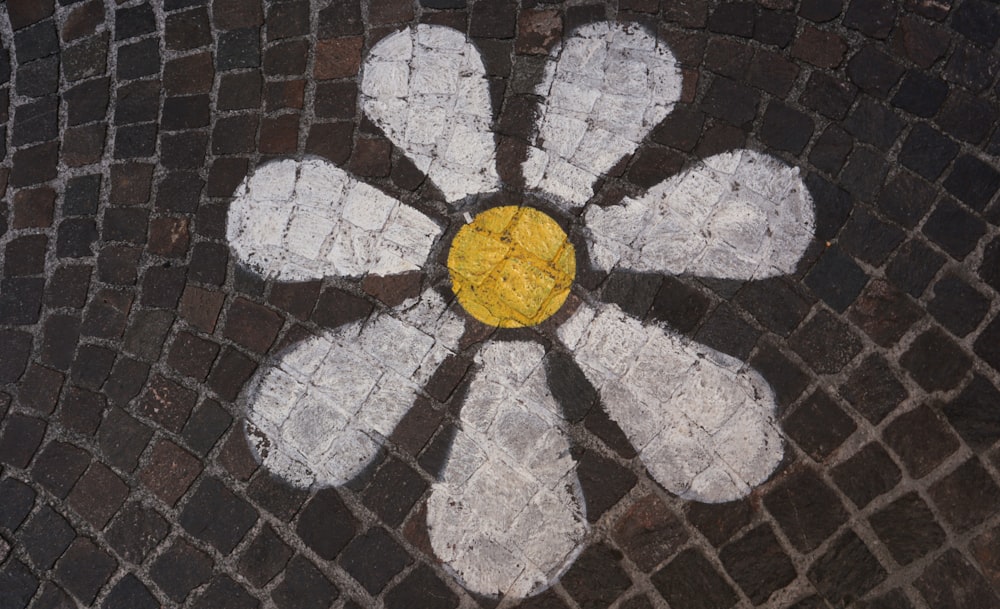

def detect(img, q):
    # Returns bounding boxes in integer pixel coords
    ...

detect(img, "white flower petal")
[361,25,498,203]
[584,150,815,280]
[523,22,682,207]
[244,291,462,488]
[227,158,441,281]
[558,302,783,503]
[427,341,588,598]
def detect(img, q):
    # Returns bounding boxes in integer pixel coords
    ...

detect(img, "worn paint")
[585,150,814,279]
[448,206,576,328]
[227,158,442,281]
[243,291,463,488]
[559,301,784,502]
[427,341,588,598]
[228,19,817,601]
[523,22,683,207]
[361,25,499,203]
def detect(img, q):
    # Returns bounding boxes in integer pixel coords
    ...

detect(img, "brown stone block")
[314,37,364,80]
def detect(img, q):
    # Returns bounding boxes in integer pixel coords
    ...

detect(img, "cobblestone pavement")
[2,1,1000,608]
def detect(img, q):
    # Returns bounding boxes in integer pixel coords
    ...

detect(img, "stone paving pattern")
[1,0,1000,608]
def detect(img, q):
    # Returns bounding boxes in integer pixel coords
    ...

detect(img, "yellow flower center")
[448,206,576,328]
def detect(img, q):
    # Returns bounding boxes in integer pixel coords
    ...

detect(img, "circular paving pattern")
[1,1,1000,609]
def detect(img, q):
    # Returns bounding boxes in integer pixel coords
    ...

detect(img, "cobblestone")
[869,492,946,565]
[190,574,260,609]
[20,505,75,571]
[136,374,197,433]
[66,462,129,529]
[34,582,76,609]
[2,2,1000,608]
[180,477,259,554]
[945,42,998,92]
[0,476,35,530]
[945,155,1000,211]
[922,199,987,260]
[842,354,908,423]
[915,549,1000,608]
[272,555,339,609]
[613,493,688,571]
[651,548,737,609]
[972,524,1000,592]
[807,530,886,605]
[790,309,864,373]
[296,487,357,560]
[751,341,811,406]
[783,389,856,461]
[182,398,232,456]
[104,502,169,565]
[886,239,946,297]
[53,537,117,604]
[102,574,159,609]
[31,440,90,498]
[577,449,637,522]
[339,526,411,594]
[139,438,202,506]
[56,384,104,433]
[720,524,797,604]
[899,123,960,181]
[149,538,214,602]
[883,404,960,478]
[0,559,38,609]
[944,375,1000,451]
[833,442,902,508]
[97,408,151,471]
[900,327,972,392]
[929,458,1000,533]
[19,363,61,413]
[563,544,632,609]
[765,467,849,552]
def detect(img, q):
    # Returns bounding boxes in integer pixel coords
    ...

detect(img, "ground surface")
[2,1,1000,608]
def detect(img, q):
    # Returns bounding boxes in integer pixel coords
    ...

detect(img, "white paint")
[522,22,682,207]
[559,301,783,503]
[427,341,588,598]
[229,20,811,599]
[226,158,442,281]
[584,150,815,280]
[361,25,499,203]
[244,291,464,488]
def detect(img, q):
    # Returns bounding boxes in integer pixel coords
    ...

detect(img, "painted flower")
[226,22,815,599]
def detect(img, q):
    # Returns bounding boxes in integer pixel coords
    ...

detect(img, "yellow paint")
[448,206,576,328]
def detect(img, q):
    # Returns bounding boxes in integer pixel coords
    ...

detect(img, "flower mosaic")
[225,22,815,599]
